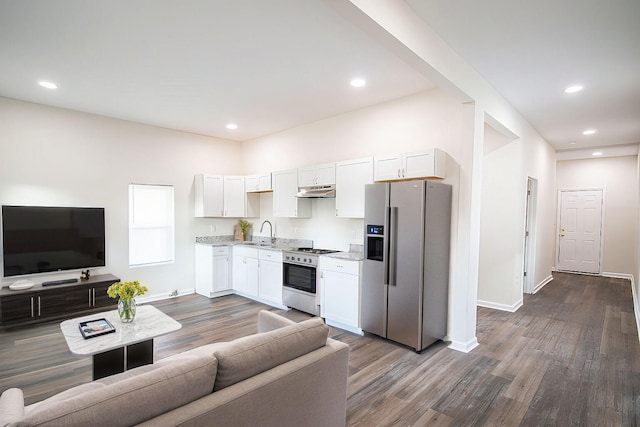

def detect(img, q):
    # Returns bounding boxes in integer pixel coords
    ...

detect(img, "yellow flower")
[107,281,148,300]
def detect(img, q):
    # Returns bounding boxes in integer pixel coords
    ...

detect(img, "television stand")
[42,278,79,286]
[0,274,120,329]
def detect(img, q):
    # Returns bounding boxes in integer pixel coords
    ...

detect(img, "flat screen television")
[1,205,106,278]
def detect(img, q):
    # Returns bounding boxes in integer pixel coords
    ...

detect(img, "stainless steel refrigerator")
[362,180,452,352]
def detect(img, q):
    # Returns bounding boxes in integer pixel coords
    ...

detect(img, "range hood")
[295,185,336,198]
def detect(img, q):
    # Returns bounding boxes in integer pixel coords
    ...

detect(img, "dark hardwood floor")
[1,272,639,426]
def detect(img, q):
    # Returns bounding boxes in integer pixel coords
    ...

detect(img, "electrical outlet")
[170,290,178,297]
[210,225,215,233]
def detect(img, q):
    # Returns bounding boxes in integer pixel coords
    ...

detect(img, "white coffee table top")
[60,305,181,356]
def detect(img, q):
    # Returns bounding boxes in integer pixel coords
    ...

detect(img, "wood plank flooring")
[1,272,639,426]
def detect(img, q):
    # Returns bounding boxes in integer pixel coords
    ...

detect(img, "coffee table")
[60,305,181,380]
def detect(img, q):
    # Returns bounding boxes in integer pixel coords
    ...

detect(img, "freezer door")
[386,181,425,350]
[361,183,388,337]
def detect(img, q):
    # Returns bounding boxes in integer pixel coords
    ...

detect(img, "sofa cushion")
[0,388,24,427]
[20,354,217,427]
[213,316,329,391]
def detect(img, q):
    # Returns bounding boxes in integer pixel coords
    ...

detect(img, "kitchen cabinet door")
[232,246,258,297]
[298,163,336,187]
[212,249,231,293]
[223,176,246,217]
[319,257,362,335]
[196,245,231,298]
[272,169,311,218]
[258,250,283,306]
[194,174,224,217]
[335,157,373,218]
[374,149,446,181]
[403,149,446,179]
[373,155,402,181]
[321,269,360,330]
[246,173,272,192]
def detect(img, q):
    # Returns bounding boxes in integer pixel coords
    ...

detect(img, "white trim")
[477,298,523,312]
[601,272,639,342]
[324,319,364,336]
[448,337,479,353]
[532,274,554,294]
[137,288,195,304]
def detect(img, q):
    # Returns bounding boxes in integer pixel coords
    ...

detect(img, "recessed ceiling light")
[592,152,603,156]
[350,78,366,88]
[583,129,597,135]
[569,141,577,145]
[38,81,57,89]
[226,123,238,130]
[564,85,583,93]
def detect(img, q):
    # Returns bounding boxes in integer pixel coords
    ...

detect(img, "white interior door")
[557,190,603,274]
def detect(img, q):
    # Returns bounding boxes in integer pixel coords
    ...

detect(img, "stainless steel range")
[282,248,339,315]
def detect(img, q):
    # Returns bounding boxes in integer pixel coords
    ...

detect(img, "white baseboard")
[324,319,363,336]
[448,337,479,353]
[600,272,639,343]
[477,299,523,312]
[138,288,195,304]
[602,272,634,281]
[532,274,554,294]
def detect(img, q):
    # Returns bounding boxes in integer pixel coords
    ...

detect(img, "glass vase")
[118,298,137,323]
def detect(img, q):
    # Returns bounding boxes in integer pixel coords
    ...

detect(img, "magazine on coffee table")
[79,318,116,339]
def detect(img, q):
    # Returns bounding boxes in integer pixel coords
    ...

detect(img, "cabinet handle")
[37,296,41,317]
[402,168,405,177]
[89,289,92,306]
[397,169,401,178]
[31,296,34,318]
[93,288,96,306]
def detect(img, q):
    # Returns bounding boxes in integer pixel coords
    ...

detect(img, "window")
[128,184,175,267]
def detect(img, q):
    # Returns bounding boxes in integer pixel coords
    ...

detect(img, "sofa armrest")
[257,310,296,333]
[0,388,24,426]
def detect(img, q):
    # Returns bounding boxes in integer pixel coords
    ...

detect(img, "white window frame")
[128,184,175,267]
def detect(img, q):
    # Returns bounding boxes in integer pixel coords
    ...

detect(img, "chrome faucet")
[260,220,275,244]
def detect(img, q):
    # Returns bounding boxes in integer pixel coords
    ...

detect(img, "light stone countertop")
[60,305,181,356]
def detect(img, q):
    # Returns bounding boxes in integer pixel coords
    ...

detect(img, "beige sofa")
[0,311,350,427]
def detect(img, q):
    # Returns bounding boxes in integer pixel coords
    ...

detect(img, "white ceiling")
[0,0,638,151]
[405,0,640,151]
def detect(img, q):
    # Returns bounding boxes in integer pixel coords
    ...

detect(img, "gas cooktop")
[291,248,340,255]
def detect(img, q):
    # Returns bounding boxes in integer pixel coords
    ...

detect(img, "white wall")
[0,97,242,298]
[243,88,464,251]
[556,156,638,276]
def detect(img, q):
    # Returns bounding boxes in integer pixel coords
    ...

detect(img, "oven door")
[283,262,317,294]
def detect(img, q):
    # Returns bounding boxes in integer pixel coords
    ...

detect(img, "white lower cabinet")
[232,246,259,298]
[319,256,363,335]
[258,250,283,306]
[195,244,231,298]
[232,246,284,308]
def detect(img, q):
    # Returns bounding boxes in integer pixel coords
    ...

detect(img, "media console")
[0,274,120,329]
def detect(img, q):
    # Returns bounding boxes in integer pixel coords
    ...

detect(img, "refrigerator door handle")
[383,206,390,285]
[388,206,398,287]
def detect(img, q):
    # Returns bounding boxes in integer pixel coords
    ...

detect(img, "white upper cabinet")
[335,157,373,218]
[223,176,246,217]
[194,174,258,218]
[298,163,336,187]
[374,148,446,181]
[245,173,272,192]
[195,174,224,217]
[272,169,311,218]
